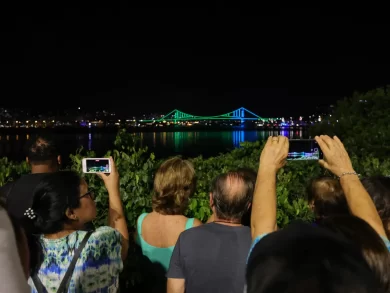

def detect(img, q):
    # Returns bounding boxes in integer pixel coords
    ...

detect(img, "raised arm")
[251,136,288,240]
[315,135,386,237]
[99,157,129,260]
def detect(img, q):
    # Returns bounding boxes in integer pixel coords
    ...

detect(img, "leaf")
[2,123,390,290]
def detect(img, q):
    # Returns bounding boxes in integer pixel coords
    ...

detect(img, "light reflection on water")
[88,133,92,151]
[135,130,305,154]
[0,129,307,164]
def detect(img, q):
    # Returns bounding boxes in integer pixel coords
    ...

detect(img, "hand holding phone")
[287,139,323,161]
[96,157,119,192]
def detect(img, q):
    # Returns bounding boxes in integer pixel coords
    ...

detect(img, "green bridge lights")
[140,107,280,123]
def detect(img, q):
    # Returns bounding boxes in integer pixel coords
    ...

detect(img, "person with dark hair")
[307,176,350,221]
[25,134,61,173]
[246,221,384,293]
[319,215,390,292]
[0,135,61,221]
[135,157,202,273]
[248,135,390,293]
[167,171,253,293]
[362,176,390,238]
[25,157,128,293]
[206,167,257,226]
[237,167,257,226]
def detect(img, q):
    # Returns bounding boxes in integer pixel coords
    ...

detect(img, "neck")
[214,217,242,226]
[31,165,57,174]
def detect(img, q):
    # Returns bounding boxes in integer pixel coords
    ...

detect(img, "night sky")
[2,7,389,118]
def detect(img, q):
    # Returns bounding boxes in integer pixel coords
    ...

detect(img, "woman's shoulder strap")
[137,213,149,234]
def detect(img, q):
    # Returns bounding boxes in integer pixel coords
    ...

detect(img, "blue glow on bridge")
[141,107,280,123]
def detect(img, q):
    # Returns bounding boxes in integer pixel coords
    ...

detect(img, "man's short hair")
[26,135,59,165]
[236,168,257,226]
[247,221,384,293]
[210,171,254,221]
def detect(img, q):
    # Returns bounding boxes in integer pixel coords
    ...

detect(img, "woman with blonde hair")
[136,157,202,271]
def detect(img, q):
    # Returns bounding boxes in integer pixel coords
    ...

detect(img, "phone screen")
[288,139,323,161]
[84,158,110,173]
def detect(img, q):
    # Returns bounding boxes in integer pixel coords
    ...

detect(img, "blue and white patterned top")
[28,226,123,293]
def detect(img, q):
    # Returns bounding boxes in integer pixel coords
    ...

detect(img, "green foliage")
[64,136,319,228]
[1,104,390,290]
[187,141,319,226]
[311,86,390,159]
[187,141,263,222]
[2,128,390,230]
[1,127,390,291]
[1,85,389,290]
[69,129,156,228]
[0,157,30,186]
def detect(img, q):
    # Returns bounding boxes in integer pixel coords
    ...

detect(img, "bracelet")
[338,171,360,180]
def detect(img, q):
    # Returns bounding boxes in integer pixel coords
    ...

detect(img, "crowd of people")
[1,134,390,293]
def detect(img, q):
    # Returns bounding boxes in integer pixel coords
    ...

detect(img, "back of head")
[307,177,349,220]
[27,171,81,235]
[6,173,51,223]
[236,168,257,184]
[362,176,390,238]
[152,157,196,215]
[211,171,254,221]
[236,168,257,226]
[319,215,390,292]
[24,171,87,276]
[246,222,384,293]
[26,134,59,168]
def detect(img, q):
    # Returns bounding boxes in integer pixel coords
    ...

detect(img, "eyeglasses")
[80,191,95,200]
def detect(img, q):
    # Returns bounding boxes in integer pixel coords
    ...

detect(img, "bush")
[2,129,390,290]
[67,134,318,229]
[69,130,156,229]
[0,157,29,187]
[311,86,390,159]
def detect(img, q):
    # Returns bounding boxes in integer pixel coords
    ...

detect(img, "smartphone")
[288,139,323,161]
[82,158,111,173]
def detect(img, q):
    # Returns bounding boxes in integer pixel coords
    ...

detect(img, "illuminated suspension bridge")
[140,107,280,123]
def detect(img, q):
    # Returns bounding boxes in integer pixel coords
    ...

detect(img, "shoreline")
[0,125,309,134]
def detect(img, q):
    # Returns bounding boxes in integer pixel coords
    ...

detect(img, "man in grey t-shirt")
[167,170,254,293]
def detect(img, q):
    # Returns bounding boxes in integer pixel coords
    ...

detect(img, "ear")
[57,155,61,166]
[65,208,78,221]
[209,192,214,207]
[26,157,29,164]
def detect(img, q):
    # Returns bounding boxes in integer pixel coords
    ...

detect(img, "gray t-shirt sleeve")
[166,235,185,279]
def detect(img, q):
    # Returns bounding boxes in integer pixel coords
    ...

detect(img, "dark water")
[0,129,307,165]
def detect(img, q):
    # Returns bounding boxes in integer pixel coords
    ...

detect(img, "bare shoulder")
[192,218,203,227]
